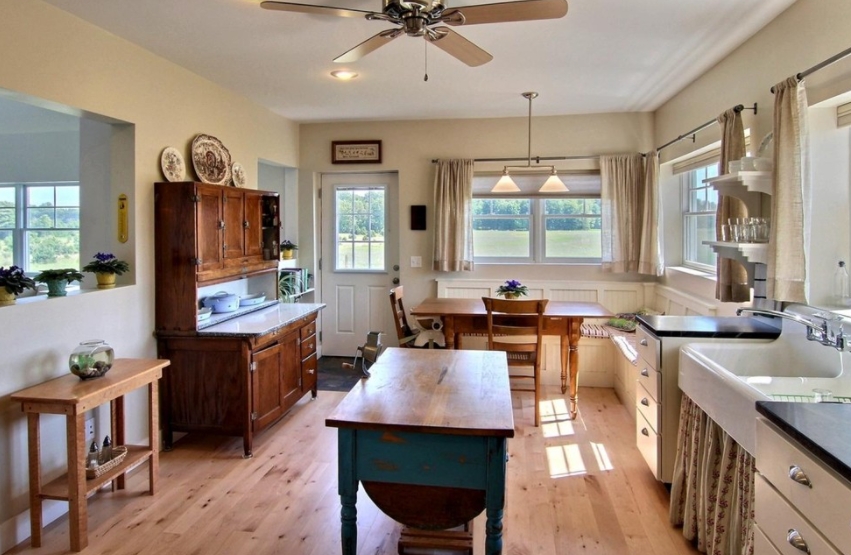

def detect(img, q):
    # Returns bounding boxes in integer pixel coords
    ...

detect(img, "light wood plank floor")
[5,386,700,555]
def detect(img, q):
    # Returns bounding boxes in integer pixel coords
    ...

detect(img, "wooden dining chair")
[483,296,548,426]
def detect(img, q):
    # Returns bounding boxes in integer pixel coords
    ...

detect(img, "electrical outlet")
[410,256,422,268]
[85,418,95,443]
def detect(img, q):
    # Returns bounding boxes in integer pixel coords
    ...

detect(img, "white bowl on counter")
[202,292,240,313]
[239,293,266,307]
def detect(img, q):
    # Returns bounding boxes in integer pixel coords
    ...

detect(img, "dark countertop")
[756,401,851,484]
[636,315,781,338]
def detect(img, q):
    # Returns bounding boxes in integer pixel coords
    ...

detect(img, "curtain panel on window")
[715,108,750,302]
[767,77,810,303]
[600,154,645,273]
[433,159,475,272]
[638,150,664,276]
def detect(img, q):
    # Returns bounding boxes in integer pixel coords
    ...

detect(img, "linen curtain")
[669,395,756,555]
[715,108,750,302]
[433,159,475,272]
[638,150,664,276]
[600,154,645,273]
[767,77,810,303]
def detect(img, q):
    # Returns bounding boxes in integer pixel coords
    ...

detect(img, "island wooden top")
[11,358,170,414]
[410,297,612,319]
[326,348,515,438]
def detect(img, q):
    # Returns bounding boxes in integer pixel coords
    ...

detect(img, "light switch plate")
[410,256,422,268]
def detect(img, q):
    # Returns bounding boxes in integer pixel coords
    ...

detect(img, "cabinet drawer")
[302,352,317,393]
[755,473,841,555]
[753,523,782,555]
[300,318,317,342]
[635,326,660,369]
[636,411,660,481]
[636,357,660,401]
[300,332,317,359]
[756,418,851,551]
[635,382,659,433]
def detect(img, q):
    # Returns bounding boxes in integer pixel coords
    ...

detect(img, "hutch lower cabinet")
[157,309,320,458]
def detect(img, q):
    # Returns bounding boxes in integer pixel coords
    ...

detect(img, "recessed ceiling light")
[331,70,359,80]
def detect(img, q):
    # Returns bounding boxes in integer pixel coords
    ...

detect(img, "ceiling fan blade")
[426,27,492,67]
[259,1,374,19]
[334,29,404,63]
[444,0,568,26]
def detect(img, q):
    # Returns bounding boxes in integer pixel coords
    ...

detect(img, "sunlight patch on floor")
[546,444,586,478]
[539,398,576,437]
[590,441,614,471]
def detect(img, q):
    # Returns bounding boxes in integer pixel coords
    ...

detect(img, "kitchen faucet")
[737,307,848,351]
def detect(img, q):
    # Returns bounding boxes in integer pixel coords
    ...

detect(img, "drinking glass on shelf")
[721,224,731,242]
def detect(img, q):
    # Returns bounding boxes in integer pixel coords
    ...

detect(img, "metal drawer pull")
[639,339,648,346]
[640,398,650,407]
[308,368,315,375]
[640,368,650,377]
[788,465,813,488]
[640,427,650,436]
[786,529,810,553]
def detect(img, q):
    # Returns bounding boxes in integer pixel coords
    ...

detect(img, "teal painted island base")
[326,348,515,555]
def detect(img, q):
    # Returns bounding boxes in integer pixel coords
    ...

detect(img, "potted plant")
[82,252,130,289]
[0,265,37,305]
[280,240,298,260]
[495,279,529,299]
[34,268,84,297]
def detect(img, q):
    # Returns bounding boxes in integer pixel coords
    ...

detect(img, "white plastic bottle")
[834,260,850,307]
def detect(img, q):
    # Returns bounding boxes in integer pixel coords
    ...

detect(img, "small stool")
[398,522,473,555]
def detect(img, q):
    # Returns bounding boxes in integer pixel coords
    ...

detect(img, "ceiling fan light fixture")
[539,169,568,192]
[492,169,520,193]
[330,70,359,80]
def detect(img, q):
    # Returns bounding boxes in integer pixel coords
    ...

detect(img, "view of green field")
[474,230,601,258]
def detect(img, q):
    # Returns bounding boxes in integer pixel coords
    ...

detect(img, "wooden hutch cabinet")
[154,181,322,458]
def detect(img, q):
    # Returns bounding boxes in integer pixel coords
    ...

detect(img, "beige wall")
[654,0,851,305]
[0,1,298,547]
[298,112,656,307]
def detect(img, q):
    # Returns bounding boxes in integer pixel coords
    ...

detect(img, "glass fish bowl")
[69,340,114,380]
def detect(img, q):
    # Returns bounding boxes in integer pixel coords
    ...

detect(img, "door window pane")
[335,186,385,270]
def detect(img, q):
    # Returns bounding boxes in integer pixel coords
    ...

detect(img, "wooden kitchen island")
[326,347,514,555]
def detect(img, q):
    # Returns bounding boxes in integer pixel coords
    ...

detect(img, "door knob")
[393,264,400,271]
[392,278,400,285]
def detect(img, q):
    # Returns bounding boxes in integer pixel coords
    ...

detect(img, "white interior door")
[320,172,400,356]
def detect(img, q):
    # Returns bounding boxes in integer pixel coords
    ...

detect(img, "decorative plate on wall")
[191,134,232,185]
[231,162,246,187]
[160,146,186,182]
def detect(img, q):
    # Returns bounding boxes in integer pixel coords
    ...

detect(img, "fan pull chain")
[424,40,428,82]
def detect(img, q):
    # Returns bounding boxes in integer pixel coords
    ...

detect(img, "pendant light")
[491,92,568,193]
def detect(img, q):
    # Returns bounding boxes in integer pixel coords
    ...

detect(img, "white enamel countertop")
[197,302,325,337]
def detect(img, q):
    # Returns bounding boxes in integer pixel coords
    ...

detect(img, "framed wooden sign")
[332,140,382,164]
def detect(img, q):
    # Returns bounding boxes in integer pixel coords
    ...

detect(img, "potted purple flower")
[496,279,529,299]
[0,265,37,305]
[82,252,130,289]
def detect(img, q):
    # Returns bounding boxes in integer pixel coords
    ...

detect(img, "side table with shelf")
[10,358,170,552]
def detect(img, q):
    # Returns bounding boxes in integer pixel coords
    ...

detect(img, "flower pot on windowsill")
[45,279,68,297]
[281,249,295,260]
[95,273,116,289]
[0,289,16,306]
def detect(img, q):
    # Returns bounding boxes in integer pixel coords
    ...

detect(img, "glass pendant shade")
[492,172,520,193]
[539,171,568,192]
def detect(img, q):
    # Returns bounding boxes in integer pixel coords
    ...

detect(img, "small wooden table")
[326,348,514,555]
[11,358,170,552]
[411,298,611,416]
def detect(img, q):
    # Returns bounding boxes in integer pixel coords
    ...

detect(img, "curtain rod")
[770,45,851,93]
[431,155,598,164]
[655,103,757,153]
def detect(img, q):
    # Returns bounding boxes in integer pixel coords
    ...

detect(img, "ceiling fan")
[260,0,568,67]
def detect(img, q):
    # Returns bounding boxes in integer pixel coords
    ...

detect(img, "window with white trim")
[681,164,718,272]
[0,182,81,271]
[472,172,602,263]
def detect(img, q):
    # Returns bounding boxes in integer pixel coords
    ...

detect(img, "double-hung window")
[472,172,602,263]
[0,182,81,271]
[681,164,719,271]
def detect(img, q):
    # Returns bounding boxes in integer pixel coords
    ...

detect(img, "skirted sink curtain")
[600,152,664,276]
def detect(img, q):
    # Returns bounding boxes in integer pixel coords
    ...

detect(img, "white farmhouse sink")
[680,328,851,455]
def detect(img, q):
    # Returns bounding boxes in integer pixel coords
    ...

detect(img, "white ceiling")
[41,0,797,123]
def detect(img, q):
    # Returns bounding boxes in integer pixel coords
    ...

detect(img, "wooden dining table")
[326,347,514,555]
[411,297,612,417]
